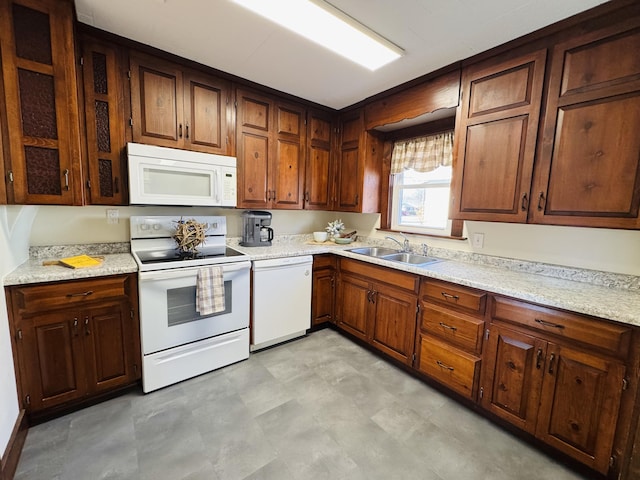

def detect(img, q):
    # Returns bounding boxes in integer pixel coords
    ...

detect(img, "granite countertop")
[5,239,639,328]
[233,238,640,328]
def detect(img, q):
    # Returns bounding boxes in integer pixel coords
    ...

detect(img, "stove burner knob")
[140,224,149,230]
[153,224,161,230]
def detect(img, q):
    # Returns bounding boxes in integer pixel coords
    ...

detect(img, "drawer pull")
[441,292,459,301]
[66,290,94,298]
[436,360,454,371]
[84,317,91,336]
[536,348,543,369]
[438,322,457,332]
[535,318,565,330]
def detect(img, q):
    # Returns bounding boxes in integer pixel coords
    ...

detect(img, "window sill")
[376,227,467,241]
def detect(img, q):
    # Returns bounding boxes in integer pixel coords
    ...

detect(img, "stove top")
[130,215,249,271]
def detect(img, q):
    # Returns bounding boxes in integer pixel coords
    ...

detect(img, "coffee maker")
[240,210,273,247]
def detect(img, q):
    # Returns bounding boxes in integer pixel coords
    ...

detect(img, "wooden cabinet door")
[531,24,640,228]
[272,101,305,209]
[451,50,546,222]
[536,343,625,474]
[130,52,184,148]
[336,273,370,342]
[183,70,230,155]
[480,324,546,434]
[305,110,335,210]
[0,0,82,205]
[84,301,136,394]
[16,310,86,411]
[81,38,128,205]
[370,283,417,365]
[236,88,271,208]
[337,111,363,212]
[312,269,335,326]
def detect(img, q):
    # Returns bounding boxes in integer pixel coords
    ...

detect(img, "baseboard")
[0,410,27,480]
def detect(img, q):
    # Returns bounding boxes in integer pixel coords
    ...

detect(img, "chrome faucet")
[421,243,429,256]
[385,234,411,252]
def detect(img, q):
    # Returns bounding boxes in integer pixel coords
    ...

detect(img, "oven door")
[138,261,250,355]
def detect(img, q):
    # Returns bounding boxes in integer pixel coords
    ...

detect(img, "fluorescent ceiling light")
[232,0,403,70]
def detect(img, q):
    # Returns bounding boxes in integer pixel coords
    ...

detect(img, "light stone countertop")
[4,238,639,328]
[233,239,640,328]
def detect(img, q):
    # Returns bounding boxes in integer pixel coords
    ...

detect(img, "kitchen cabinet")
[7,274,141,419]
[415,279,486,400]
[336,258,418,365]
[80,36,129,205]
[0,0,83,205]
[311,254,336,327]
[480,296,632,474]
[236,87,306,209]
[530,21,640,229]
[450,49,546,223]
[130,51,231,155]
[304,109,337,210]
[336,110,382,213]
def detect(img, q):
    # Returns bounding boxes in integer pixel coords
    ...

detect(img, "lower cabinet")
[7,274,141,418]
[415,279,486,401]
[311,254,336,327]
[481,296,633,475]
[331,256,640,478]
[336,258,418,365]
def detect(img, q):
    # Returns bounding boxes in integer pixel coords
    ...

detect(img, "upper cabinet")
[452,11,640,229]
[80,36,129,205]
[129,51,231,155]
[236,87,306,209]
[450,50,547,223]
[337,110,382,213]
[530,22,640,229]
[0,0,83,205]
[304,109,336,211]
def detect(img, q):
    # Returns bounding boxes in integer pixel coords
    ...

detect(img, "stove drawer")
[10,276,132,316]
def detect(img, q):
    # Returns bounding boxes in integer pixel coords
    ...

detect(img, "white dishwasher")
[251,255,313,351]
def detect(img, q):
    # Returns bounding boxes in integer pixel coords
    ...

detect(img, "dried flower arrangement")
[325,219,345,237]
[173,218,209,254]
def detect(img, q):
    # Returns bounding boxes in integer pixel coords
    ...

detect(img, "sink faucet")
[385,234,411,252]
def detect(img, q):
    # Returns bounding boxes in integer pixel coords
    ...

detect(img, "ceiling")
[74,0,609,110]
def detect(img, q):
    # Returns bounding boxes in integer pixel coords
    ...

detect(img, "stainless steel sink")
[348,247,399,257]
[380,252,441,266]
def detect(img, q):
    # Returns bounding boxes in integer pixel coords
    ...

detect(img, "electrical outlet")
[472,232,484,248]
[106,208,119,225]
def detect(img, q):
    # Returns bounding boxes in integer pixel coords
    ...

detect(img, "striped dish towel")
[196,266,225,315]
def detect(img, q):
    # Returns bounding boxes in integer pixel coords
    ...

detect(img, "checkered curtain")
[390,130,454,174]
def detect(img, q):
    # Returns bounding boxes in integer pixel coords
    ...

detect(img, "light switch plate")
[106,209,119,224]
[472,232,484,248]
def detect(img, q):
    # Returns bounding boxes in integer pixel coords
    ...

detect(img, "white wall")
[0,206,37,456]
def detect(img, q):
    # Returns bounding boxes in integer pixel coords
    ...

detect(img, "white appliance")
[127,142,237,206]
[251,256,313,351]
[130,215,250,393]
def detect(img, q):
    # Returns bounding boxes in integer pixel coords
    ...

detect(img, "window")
[389,130,454,236]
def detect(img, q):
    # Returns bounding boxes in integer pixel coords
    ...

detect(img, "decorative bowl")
[313,231,328,242]
[334,237,354,244]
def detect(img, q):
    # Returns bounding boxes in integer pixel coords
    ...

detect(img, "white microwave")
[127,142,237,206]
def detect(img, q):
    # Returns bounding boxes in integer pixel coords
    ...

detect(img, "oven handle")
[139,261,251,281]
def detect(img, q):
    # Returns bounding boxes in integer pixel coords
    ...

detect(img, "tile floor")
[15,329,595,480]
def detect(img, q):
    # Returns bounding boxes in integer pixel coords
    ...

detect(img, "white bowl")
[313,231,328,242]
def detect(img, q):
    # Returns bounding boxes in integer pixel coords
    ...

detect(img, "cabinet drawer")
[417,334,480,400]
[421,279,486,315]
[420,304,484,354]
[492,296,631,357]
[339,258,418,293]
[313,254,336,270]
[10,276,131,316]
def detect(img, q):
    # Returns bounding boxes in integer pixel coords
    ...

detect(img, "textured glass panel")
[18,69,57,139]
[92,52,108,94]
[12,4,52,65]
[98,159,114,197]
[95,100,111,152]
[25,146,61,195]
